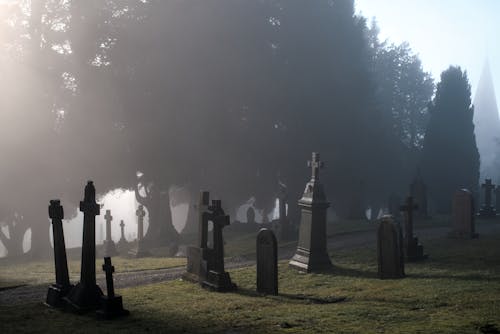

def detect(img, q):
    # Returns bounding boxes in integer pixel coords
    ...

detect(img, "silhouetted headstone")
[117,220,128,249]
[479,179,497,217]
[256,228,278,295]
[450,189,478,238]
[246,207,256,224]
[96,257,129,319]
[290,152,333,272]
[410,170,429,218]
[129,205,150,257]
[496,185,500,213]
[400,196,427,261]
[103,210,118,257]
[377,215,405,279]
[64,181,104,312]
[46,200,73,307]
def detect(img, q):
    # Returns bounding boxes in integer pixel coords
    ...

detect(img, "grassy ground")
[2,221,500,333]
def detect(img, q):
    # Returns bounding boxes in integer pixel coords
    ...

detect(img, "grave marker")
[400,196,427,261]
[117,220,128,249]
[96,257,129,319]
[479,179,497,217]
[450,189,478,238]
[377,215,405,279]
[410,170,429,218]
[103,209,118,257]
[129,205,150,257]
[256,228,278,295]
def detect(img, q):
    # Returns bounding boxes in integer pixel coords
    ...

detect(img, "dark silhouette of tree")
[421,66,480,213]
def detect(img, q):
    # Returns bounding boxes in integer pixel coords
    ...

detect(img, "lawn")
[1,221,500,333]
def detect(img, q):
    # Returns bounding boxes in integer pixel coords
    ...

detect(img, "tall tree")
[421,66,480,213]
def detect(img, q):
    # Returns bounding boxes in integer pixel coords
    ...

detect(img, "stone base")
[63,283,104,313]
[201,270,237,292]
[45,284,73,308]
[478,207,497,218]
[96,295,130,320]
[103,240,119,257]
[128,244,151,258]
[405,237,428,262]
[448,230,479,239]
[183,246,208,283]
[117,239,129,250]
[289,247,333,273]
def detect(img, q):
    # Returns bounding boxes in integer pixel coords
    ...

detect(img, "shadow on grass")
[233,286,347,304]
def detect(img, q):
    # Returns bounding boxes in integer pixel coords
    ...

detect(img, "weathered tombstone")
[450,189,478,238]
[377,215,405,279]
[400,196,427,261]
[410,170,429,218]
[103,210,118,257]
[129,205,150,257]
[64,181,104,312]
[256,228,278,295]
[117,220,128,249]
[46,200,73,307]
[290,152,333,272]
[496,185,500,214]
[96,257,129,319]
[246,207,256,224]
[478,179,497,217]
[201,199,237,292]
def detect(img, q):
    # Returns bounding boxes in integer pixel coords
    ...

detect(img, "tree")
[421,66,480,213]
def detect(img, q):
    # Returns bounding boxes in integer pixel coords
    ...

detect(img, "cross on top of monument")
[307,152,324,181]
[105,210,113,223]
[49,199,64,220]
[120,220,125,228]
[136,205,146,218]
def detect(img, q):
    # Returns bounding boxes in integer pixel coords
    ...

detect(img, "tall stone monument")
[256,228,278,295]
[117,220,128,249]
[289,152,333,272]
[103,210,118,257]
[46,200,73,307]
[478,179,497,217]
[410,170,429,218]
[450,189,478,238]
[400,196,427,261]
[64,181,104,312]
[129,205,150,257]
[377,215,405,279]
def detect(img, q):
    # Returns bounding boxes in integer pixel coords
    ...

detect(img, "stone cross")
[209,200,230,273]
[104,210,113,242]
[307,152,324,181]
[102,257,115,298]
[400,196,426,261]
[136,205,146,241]
[256,228,278,295]
[64,181,103,311]
[119,220,126,241]
[103,209,118,256]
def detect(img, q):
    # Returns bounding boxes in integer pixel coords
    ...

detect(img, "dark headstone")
[377,215,405,279]
[129,205,150,257]
[246,207,256,224]
[478,179,497,217]
[450,189,478,238]
[96,257,129,319]
[256,228,278,295]
[46,200,73,308]
[117,220,128,249]
[410,170,429,218]
[290,152,333,272]
[400,196,427,261]
[64,181,104,312]
[103,210,118,257]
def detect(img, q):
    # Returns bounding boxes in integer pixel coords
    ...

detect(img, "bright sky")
[355,0,500,115]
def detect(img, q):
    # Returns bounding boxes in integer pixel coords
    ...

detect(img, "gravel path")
[1,221,499,306]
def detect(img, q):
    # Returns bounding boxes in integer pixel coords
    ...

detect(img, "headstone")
[117,220,128,249]
[478,179,497,217]
[450,189,478,238]
[103,210,118,257]
[377,215,405,279]
[290,152,333,272]
[410,169,429,218]
[246,207,256,224]
[274,183,294,241]
[46,200,73,307]
[256,228,278,295]
[400,196,427,261]
[96,257,129,319]
[129,205,150,257]
[496,185,500,214]
[184,192,236,292]
[64,181,104,312]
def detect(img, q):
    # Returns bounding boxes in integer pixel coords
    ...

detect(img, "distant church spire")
[473,59,500,179]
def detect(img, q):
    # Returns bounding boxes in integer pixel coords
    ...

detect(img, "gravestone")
[410,170,429,218]
[117,220,128,249]
[377,215,405,279]
[246,207,256,224]
[478,179,497,217]
[64,181,104,312]
[256,228,278,295]
[46,200,73,307]
[129,205,150,257]
[96,257,129,319]
[496,185,500,214]
[274,183,294,241]
[103,210,118,257]
[450,189,478,238]
[400,196,427,261]
[290,152,333,273]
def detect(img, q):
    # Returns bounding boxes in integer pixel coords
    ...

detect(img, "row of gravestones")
[45,182,129,319]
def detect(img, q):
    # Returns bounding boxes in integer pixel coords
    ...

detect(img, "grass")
[2,220,500,333]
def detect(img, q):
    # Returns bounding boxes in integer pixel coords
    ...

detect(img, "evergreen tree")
[421,66,480,213]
